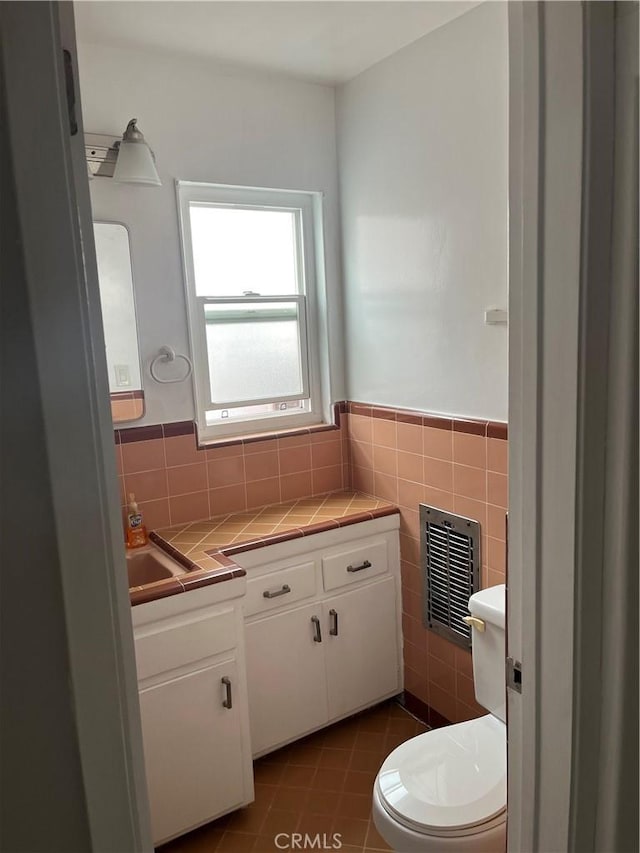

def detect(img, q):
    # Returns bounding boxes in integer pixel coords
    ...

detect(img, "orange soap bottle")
[126,493,148,549]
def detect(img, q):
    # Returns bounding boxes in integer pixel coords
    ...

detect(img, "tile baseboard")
[401,690,452,729]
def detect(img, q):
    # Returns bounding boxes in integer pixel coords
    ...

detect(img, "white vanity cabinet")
[132,579,254,845]
[245,602,329,753]
[236,515,402,757]
[323,575,399,720]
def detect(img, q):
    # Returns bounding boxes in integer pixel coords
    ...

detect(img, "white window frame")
[176,181,327,441]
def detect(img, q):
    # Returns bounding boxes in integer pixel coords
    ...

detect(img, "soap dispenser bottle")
[126,493,148,549]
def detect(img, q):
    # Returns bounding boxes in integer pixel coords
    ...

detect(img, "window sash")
[188,201,305,298]
[177,182,325,440]
[196,295,310,410]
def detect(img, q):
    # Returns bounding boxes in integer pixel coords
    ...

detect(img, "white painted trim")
[1,3,151,849]
[534,8,584,849]
[175,181,330,440]
[570,5,639,850]
[568,3,616,847]
[508,3,586,851]
[506,5,542,845]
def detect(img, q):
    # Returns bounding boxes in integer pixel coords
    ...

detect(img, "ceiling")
[73,1,480,85]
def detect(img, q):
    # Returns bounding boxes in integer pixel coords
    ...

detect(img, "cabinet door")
[324,575,400,720]
[246,602,328,755]
[139,659,245,844]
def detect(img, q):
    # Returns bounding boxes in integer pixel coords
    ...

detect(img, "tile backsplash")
[114,400,507,726]
[115,419,350,530]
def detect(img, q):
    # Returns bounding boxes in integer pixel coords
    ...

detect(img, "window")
[177,182,328,440]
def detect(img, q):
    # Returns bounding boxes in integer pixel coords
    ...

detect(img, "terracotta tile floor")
[158,699,428,853]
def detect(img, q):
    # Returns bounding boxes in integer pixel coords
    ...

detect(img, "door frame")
[1,3,152,849]
[508,4,586,849]
[507,3,636,851]
[2,1,634,849]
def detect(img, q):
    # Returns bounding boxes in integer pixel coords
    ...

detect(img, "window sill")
[196,402,345,449]
[196,421,338,451]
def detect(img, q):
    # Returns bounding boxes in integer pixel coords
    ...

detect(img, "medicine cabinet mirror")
[93,222,145,422]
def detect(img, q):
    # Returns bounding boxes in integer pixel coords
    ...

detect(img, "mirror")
[93,222,145,422]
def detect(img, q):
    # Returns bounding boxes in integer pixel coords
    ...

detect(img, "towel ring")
[150,346,193,384]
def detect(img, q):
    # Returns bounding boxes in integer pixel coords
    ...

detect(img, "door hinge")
[506,657,522,693]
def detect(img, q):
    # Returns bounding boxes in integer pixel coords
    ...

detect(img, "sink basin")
[126,547,184,588]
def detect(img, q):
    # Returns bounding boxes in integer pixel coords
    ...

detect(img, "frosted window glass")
[190,205,298,296]
[205,303,304,405]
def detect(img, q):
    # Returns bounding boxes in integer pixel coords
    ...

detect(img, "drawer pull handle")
[311,615,322,643]
[329,608,339,636]
[347,559,372,573]
[263,584,291,599]
[221,676,233,709]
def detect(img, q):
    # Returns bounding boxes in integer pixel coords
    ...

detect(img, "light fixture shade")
[113,119,161,186]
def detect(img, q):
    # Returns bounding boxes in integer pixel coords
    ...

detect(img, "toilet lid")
[376,714,506,833]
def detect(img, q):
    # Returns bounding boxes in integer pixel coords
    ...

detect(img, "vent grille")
[420,504,481,649]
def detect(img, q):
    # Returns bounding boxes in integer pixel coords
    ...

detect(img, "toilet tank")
[468,584,506,722]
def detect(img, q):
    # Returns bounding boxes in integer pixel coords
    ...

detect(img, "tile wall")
[115,401,508,726]
[115,420,350,531]
[343,403,508,725]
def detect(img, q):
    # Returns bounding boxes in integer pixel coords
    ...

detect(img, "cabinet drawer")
[244,561,316,618]
[135,607,236,681]
[322,539,388,591]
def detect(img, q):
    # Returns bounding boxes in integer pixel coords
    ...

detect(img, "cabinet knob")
[221,676,233,709]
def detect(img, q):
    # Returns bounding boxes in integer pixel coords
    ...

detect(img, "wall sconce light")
[85,118,161,186]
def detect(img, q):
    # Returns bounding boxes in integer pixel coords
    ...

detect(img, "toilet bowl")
[373,585,507,852]
[372,714,506,852]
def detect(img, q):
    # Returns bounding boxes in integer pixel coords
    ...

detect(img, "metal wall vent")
[420,504,481,649]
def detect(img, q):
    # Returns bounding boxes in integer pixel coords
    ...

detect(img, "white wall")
[77,42,345,426]
[336,2,508,421]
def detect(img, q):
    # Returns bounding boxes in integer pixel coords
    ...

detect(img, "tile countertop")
[131,492,398,607]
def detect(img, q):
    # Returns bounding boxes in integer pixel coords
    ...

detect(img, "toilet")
[373,585,507,852]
